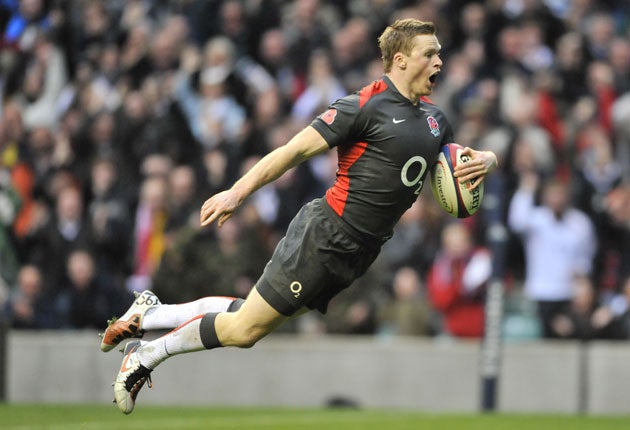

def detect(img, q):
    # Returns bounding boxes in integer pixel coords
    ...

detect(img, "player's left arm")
[453,147,498,190]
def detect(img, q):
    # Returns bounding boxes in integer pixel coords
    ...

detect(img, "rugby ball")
[430,143,484,218]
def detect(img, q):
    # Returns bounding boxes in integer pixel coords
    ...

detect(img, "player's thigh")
[216,287,291,345]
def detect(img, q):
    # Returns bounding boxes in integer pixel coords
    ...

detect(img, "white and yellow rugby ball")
[430,143,484,218]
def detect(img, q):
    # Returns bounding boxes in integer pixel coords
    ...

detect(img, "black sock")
[227,298,245,312]
[199,312,222,349]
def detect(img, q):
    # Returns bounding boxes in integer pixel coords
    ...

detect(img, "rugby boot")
[100,290,161,352]
[113,340,153,414]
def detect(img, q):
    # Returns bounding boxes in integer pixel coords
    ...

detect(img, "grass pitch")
[1,404,629,430]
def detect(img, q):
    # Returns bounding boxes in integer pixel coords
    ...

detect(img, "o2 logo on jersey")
[401,156,428,195]
[427,116,440,137]
[321,108,337,125]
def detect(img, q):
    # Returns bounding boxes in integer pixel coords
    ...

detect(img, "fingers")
[201,208,230,227]
[454,160,486,182]
[200,210,220,227]
[217,212,233,228]
[468,176,484,190]
[199,193,236,227]
[200,198,220,226]
[454,151,487,188]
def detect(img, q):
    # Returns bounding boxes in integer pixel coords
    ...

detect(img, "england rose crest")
[427,116,440,137]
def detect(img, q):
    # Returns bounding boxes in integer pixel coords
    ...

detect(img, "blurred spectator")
[241,85,288,158]
[201,147,232,196]
[427,222,490,338]
[0,164,21,290]
[55,249,128,329]
[291,49,346,125]
[4,264,56,329]
[249,123,321,235]
[127,175,169,293]
[378,196,444,281]
[508,173,597,338]
[1,0,52,53]
[165,164,199,238]
[330,16,376,92]
[573,124,623,292]
[519,20,554,73]
[553,31,588,106]
[12,36,67,129]
[25,183,92,291]
[450,2,489,52]
[216,0,250,58]
[257,28,299,102]
[377,266,432,337]
[153,213,269,304]
[602,183,630,287]
[584,60,617,134]
[174,38,246,152]
[283,0,336,85]
[87,157,133,279]
[74,0,112,66]
[608,37,630,94]
[598,275,630,339]
[322,264,383,336]
[21,126,58,202]
[583,11,616,61]
[200,32,274,116]
[549,275,616,340]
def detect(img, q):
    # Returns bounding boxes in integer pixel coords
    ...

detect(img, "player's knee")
[233,324,268,348]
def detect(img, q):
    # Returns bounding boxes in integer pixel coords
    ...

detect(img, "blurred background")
[0,0,629,414]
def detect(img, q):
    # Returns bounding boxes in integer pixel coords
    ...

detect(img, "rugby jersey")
[311,75,454,241]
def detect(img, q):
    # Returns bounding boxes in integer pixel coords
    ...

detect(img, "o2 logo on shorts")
[290,281,303,298]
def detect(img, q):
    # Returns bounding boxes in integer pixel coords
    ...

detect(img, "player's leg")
[209,286,291,348]
[113,199,336,413]
[100,291,244,352]
[112,287,291,414]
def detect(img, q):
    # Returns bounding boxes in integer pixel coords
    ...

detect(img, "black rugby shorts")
[255,198,381,316]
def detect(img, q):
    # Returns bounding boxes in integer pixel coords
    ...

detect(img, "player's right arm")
[200,126,329,227]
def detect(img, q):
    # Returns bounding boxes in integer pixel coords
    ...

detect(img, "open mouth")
[429,71,440,84]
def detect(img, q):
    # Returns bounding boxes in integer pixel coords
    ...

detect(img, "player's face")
[403,34,442,99]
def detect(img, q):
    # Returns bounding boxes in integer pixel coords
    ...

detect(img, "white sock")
[142,297,235,330]
[138,316,206,369]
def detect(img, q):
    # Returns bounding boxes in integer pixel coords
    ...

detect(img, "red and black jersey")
[311,75,454,242]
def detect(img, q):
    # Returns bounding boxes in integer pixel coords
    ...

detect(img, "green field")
[1,405,630,430]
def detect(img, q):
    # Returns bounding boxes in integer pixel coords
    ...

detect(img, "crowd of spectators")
[0,0,628,341]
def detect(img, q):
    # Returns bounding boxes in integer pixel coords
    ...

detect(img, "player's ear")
[393,52,407,70]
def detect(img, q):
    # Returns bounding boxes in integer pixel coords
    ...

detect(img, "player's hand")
[454,148,498,190]
[200,189,243,228]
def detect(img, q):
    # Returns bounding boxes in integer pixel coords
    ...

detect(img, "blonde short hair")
[378,19,436,73]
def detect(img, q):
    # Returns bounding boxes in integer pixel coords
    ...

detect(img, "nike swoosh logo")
[392,118,406,124]
[120,346,138,372]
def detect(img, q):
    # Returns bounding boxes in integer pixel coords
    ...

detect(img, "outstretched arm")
[453,147,498,190]
[200,126,330,227]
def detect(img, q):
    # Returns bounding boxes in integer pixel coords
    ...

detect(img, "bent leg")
[136,287,294,369]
